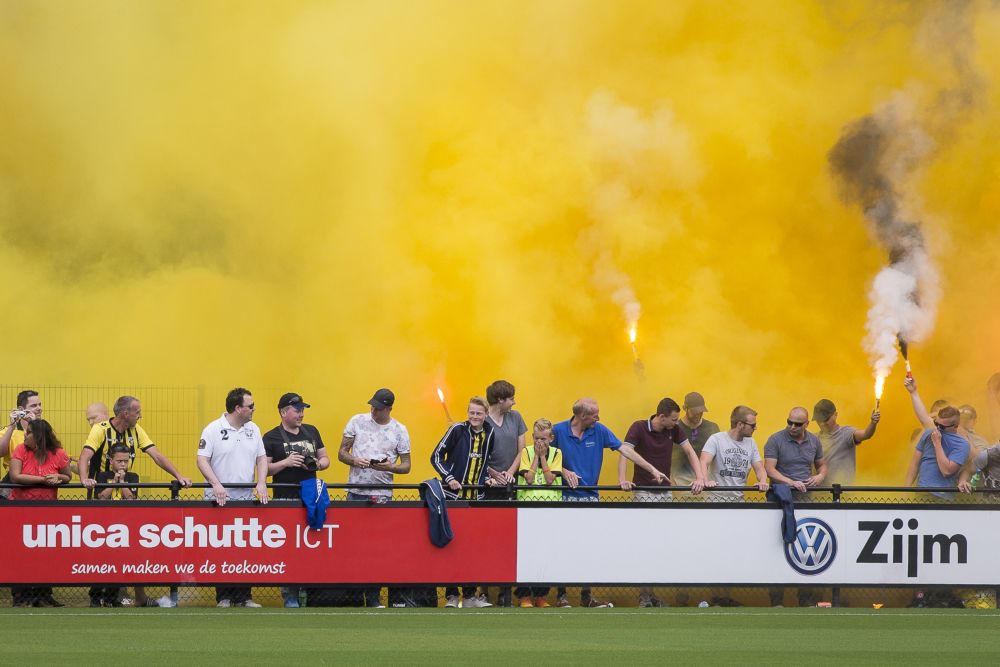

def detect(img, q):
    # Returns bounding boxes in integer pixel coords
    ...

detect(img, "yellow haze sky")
[2,0,999,484]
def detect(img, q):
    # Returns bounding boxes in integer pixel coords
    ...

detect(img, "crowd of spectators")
[2,374,997,609]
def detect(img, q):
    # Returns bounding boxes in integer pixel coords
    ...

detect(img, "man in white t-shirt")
[196,387,269,608]
[338,388,411,501]
[337,388,411,607]
[701,405,768,502]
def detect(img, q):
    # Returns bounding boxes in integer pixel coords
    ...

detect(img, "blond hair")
[532,418,553,434]
[468,396,489,412]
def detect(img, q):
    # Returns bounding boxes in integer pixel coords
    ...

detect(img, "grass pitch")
[2,607,998,664]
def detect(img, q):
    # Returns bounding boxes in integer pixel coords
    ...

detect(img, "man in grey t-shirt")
[812,399,879,486]
[484,380,528,495]
[701,405,768,502]
[763,407,827,493]
[673,391,721,488]
[763,406,827,608]
[959,443,1000,495]
[482,379,527,607]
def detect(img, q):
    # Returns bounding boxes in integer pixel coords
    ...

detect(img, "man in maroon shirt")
[618,397,705,607]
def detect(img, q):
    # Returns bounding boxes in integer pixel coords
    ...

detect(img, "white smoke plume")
[828,2,980,381]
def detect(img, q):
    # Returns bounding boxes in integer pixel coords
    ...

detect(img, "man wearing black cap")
[263,392,329,608]
[672,392,721,495]
[264,393,329,498]
[339,389,411,502]
[338,388,411,607]
[812,398,879,486]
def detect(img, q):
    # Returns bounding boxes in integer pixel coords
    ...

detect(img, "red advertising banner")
[0,504,517,585]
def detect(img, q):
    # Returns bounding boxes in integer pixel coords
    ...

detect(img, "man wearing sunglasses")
[763,406,827,607]
[903,377,970,499]
[763,407,827,495]
[197,387,269,608]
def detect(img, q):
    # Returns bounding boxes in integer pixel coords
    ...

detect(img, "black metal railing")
[2,481,998,501]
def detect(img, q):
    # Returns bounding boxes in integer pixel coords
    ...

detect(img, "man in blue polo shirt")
[553,397,666,500]
[551,397,665,607]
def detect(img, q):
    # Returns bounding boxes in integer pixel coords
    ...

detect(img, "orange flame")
[628,325,637,345]
[874,374,886,400]
[436,387,445,403]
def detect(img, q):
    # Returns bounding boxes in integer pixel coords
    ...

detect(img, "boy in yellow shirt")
[515,419,562,607]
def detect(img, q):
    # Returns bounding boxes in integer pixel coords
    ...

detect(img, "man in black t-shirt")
[263,393,330,608]
[263,393,330,499]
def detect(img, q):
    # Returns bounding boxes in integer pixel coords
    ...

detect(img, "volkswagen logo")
[785,517,837,575]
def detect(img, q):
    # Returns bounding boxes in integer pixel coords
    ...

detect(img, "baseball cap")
[278,393,311,410]
[368,388,395,409]
[813,399,836,423]
[683,392,708,412]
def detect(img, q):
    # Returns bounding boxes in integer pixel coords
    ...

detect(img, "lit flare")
[628,323,644,380]
[436,386,454,424]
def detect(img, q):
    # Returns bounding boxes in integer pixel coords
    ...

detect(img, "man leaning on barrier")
[482,380,527,607]
[197,387,269,608]
[78,395,193,494]
[672,392,721,494]
[552,397,655,608]
[264,391,330,608]
[959,440,1000,497]
[338,388,412,608]
[702,405,768,502]
[431,396,498,609]
[764,406,826,607]
[701,405,768,606]
[618,397,703,608]
[618,397,703,502]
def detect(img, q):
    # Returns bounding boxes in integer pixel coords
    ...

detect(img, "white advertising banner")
[516,506,1000,586]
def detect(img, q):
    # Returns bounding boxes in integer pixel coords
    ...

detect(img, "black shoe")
[43,595,65,608]
[89,600,103,608]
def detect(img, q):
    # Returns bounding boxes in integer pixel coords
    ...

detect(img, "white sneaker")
[445,595,460,608]
[463,595,493,608]
[217,599,232,608]
[156,595,175,608]
[242,600,262,608]
[120,598,134,607]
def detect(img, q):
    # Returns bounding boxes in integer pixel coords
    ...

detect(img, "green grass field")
[3,608,999,664]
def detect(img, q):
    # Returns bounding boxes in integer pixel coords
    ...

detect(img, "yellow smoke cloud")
[2,0,999,486]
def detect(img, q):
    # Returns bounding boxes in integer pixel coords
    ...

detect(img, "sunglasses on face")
[740,422,757,430]
[787,420,806,427]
